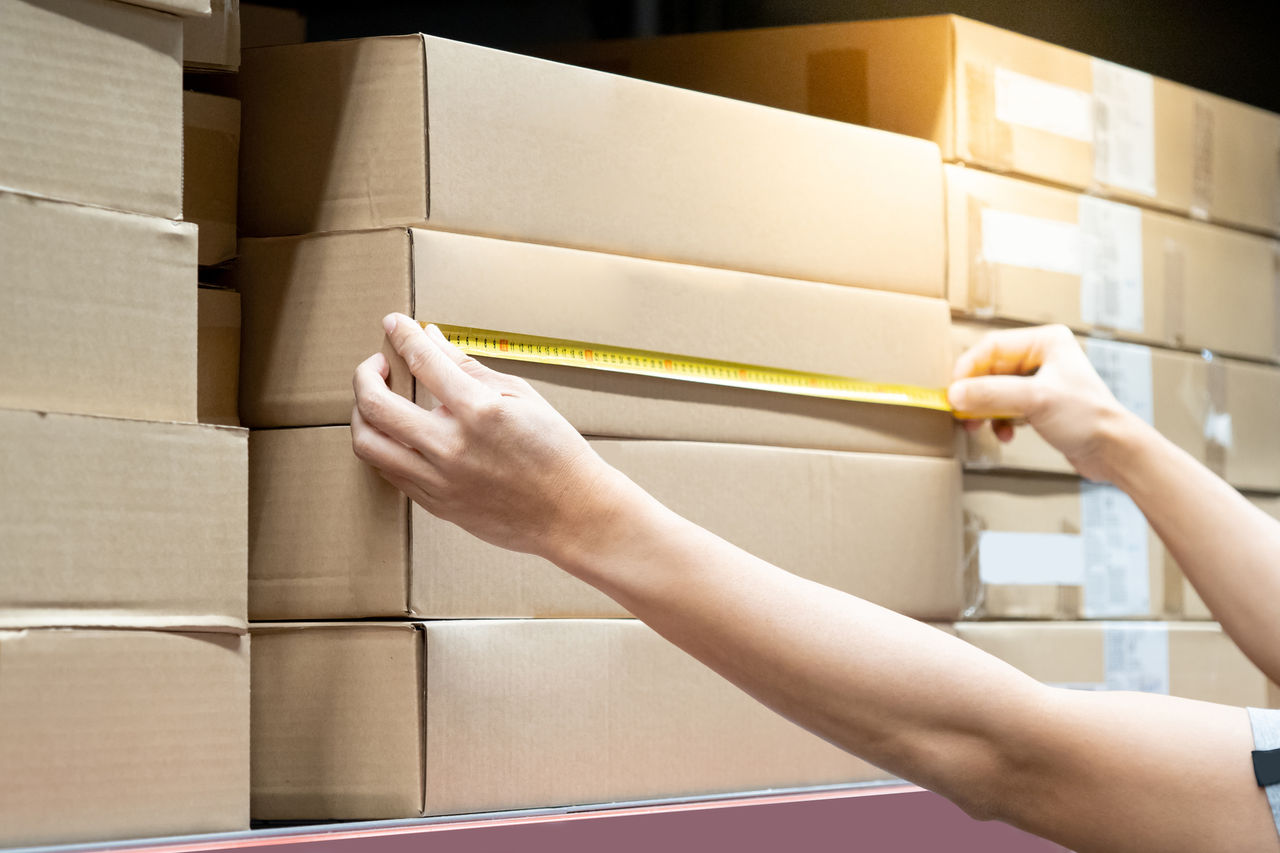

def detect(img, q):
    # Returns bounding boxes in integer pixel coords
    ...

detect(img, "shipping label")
[994,67,1094,141]
[1079,196,1144,332]
[1092,59,1157,197]
[1081,482,1151,617]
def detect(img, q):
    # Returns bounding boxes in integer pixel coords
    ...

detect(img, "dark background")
[260,0,1280,114]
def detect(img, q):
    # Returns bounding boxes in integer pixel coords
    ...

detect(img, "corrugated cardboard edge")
[121,0,212,18]
[0,185,197,238]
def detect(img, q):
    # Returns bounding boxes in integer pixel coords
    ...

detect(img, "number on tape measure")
[422,322,954,414]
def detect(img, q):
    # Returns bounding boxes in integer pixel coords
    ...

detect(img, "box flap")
[198,286,241,426]
[183,0,238,69]
[184,90,241,265]
[0,629,248,847]
[0,190,198,422]
[0,409,247,631]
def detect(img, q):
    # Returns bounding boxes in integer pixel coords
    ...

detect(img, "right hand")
[949,325,1135,481]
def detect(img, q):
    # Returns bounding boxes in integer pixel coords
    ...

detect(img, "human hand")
[350,313,620,561]
[949,325,1137,481]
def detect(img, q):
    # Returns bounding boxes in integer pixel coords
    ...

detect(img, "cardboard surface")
[0,409,247,631]
[184,91,240,266]
[547,16,1280,236]
[0,190,198,422]
[199,286,241,426]
[0,628,249,847]
[250,432,963,621]
[238,228,954,456]
[237,34,945,296]
[963,472,1169,620]
[947,166,1280,362]
[183,0,238,70]
[1,0,183,218]
[956,622,1278,707]
[240,2,304,48]
[251,620,886,820]
[1224,359,1280,492]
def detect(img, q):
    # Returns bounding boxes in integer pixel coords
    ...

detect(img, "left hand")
[350,313,618,560]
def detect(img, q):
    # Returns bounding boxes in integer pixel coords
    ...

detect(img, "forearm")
[550,468,1050,818]
[1101,413,1280,680]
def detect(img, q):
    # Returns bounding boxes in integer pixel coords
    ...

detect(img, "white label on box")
[1081,482,1151,617]
[995,67,1094,141]
[1078,196,1144,332]
[1092,59,1157,197]
[978,531,1086,586]
[1085,339,1154,425]
[981,208,1083,275]
[1103,622,1170,693]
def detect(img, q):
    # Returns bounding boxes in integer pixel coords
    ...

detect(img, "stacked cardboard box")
[543,18,1280,701]
[237,35,965,819]
[0,0,249,846]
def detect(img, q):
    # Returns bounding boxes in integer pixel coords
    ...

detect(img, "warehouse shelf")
[13,783,1065,853]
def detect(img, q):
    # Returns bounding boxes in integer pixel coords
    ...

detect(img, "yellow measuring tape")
[426,323,955,414]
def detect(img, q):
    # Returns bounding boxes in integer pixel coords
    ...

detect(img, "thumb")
[948,375,1043,420]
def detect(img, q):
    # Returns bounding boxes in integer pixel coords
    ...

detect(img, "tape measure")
[425,322,956,414]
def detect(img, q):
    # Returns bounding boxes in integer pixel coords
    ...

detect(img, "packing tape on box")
[1203,349,1232,475]
[965,63,1016,171]
[427,322,967,415]
[1163,238,1187,347]
[1191,100,1215,222]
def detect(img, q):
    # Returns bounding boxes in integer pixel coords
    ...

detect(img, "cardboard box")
[199,286,241,426]
[250,433,963,620]
[963,472,1170,620]
[947,166,1280,362]
[952,320,1212,478]
[240,2,304,48]
[0,628,248,847]
[184,91,240,266]
[0,190,197,422]
[546,16,1280,236]
[1223,359,1280,492]
[955,622,1277,707]
[237,228,955,455]
[1,409,247,631]
[238,34,945,296]
[184,0,239,70]
[251,619,887,820]
[1,0,187,218]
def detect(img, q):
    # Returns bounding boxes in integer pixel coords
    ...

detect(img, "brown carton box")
[250,433,962,621]
[547,16,1280,236]
[238,228,954,454]
[238,34,945,295]
[183,0,239,71]
[198,286,240,426]
[184,91,240,266]
[955,622,1277,706]
[1,190,197,422]
[963,472,1170,620]
[251,620,887,820]
[0,628,248,847]
[947,166,1280,362]
[240,2,304,48]
[0,409,247,631]
[1,0,191,218]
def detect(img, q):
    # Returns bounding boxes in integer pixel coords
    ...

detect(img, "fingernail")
[947,383,966,410]
[382,314,397,335]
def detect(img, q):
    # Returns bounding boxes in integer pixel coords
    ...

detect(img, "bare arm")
[352,315,1277,852]
[951,324,1280,683]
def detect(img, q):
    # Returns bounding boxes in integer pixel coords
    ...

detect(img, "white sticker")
[981,208,1083,276]
[1078,196,1144,332]
[1092,59,1157,197]
[1081,483,1151,617]
[1085,339,1154,425]
[1204,410,1235,449]
[978,531,1086,586]
[995,67,1094,142]
[1102,622,1170,693]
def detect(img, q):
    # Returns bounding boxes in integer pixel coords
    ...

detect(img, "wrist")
[1091,406,1159,486]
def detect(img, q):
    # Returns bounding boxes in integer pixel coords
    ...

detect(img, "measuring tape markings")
[423,322,957,414]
